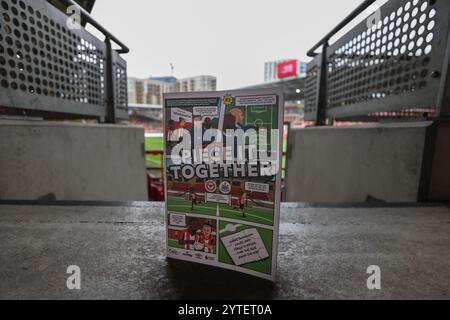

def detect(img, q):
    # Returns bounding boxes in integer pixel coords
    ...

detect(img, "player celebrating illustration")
[198,222,216,254]
[178,219,200,251]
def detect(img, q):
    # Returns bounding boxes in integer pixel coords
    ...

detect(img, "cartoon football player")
[178,218,200,251]
[166,120,176,140]
[198,222,216,254]
[234,191,247,218]
[189,187,198,211]
[182,186,197,211]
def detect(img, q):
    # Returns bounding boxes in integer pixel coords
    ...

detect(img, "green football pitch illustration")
[167,197,274,226]
[218,222,273,275]
[244,105,279,130]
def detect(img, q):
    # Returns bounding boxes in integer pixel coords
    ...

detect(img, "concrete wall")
[285,122,431,203]
[425,120,450,202]
[0,121,148,201]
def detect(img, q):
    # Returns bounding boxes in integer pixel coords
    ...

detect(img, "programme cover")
[164,89,284,281]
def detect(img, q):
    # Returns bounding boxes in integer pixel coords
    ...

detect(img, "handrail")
[305,0,449,122]
[146,151,164,156]
[58,0,130,54]
[307,0,376,57]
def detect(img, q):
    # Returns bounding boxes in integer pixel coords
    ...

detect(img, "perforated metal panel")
[304,56,320,120]
[305,0,450,121]
[0,0,128,120]
[114,52,128,113]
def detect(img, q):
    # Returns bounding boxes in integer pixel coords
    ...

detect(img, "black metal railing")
[0,0,128,122]
[305,0,450,124]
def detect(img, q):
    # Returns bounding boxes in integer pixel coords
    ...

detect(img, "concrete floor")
[0,202,449,300]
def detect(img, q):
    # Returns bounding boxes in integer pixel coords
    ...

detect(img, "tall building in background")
[234,59,308,128]
[264,59,307,82]
[128,75,217,133]
[128,75,217,106]
[176,76,217,93]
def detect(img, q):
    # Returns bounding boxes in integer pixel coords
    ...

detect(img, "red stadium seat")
[194,183,206,193]
[251,192,269,201]
[147,174,165,201]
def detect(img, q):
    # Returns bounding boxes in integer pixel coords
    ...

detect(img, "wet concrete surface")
[0,202,449,300]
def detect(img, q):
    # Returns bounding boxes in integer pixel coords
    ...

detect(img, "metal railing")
[305,0,450,124]
[0,0,128,122]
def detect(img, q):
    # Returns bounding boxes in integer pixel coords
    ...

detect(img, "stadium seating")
[171,182,190,192]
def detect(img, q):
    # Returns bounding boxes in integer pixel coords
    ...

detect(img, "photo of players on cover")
[167,216,217,255]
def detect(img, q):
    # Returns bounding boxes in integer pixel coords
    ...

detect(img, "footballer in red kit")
[198,222,216,254]
[178,218,200,250]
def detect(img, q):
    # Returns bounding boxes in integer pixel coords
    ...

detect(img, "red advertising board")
[277,60,298,79]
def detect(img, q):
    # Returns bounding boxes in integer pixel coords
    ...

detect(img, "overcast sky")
[90,0,375,90]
